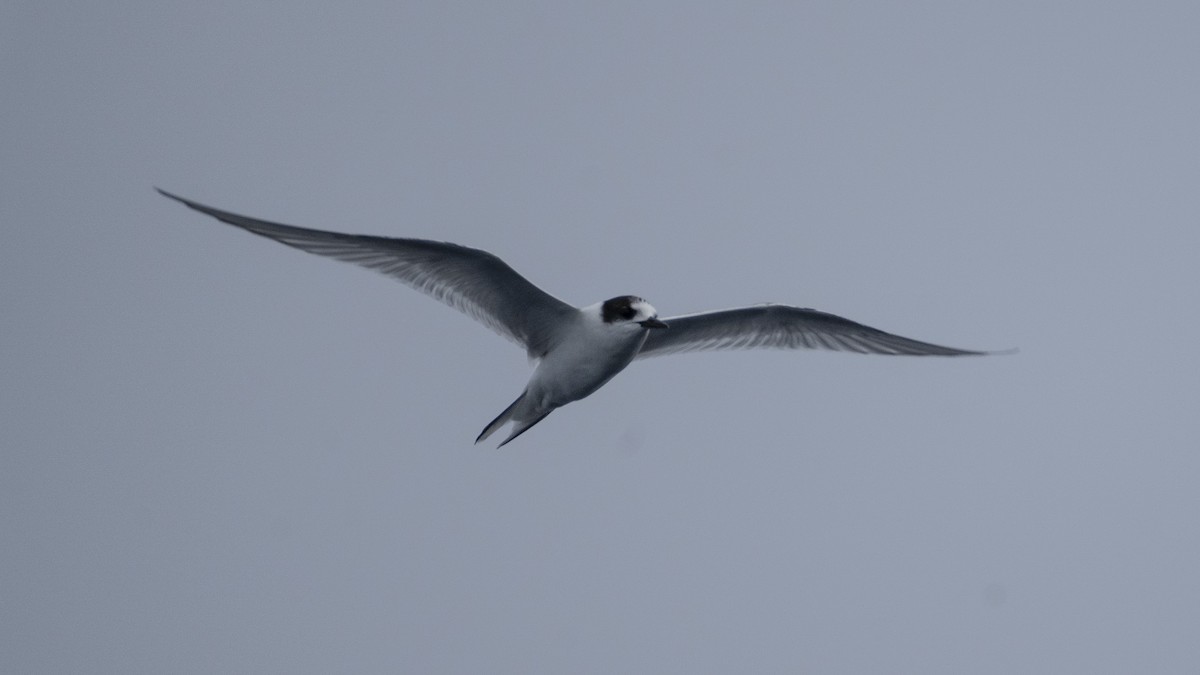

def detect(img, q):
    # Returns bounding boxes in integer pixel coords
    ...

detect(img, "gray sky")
[4,2,1199,673]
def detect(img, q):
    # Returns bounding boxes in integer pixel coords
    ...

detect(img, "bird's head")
[600,295,668,330]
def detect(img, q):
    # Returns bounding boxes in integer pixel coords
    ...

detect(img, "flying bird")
[158,189,1003,447]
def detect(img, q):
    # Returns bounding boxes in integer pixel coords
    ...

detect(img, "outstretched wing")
[638,304,993,358]
[158,189,577,357]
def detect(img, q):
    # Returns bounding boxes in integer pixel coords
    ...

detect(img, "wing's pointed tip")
[939,345,1016,357]
[155,187,195,209]
[908,345,1014,357]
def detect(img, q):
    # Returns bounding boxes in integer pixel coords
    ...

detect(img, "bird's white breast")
[524,311,648,410]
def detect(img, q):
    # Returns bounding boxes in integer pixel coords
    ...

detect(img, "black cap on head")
[601,295,645,324]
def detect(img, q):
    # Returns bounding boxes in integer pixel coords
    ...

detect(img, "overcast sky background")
[4,3,1199,673]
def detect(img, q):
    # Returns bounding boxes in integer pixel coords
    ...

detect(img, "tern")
[158,189,1003,447]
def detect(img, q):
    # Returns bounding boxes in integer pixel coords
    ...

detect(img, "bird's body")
[158,189,1003,446]
[527,301,652,411]
[477,300,655,445]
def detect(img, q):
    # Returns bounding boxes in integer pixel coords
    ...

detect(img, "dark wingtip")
[155,187,191,206]
[155,189,232,223]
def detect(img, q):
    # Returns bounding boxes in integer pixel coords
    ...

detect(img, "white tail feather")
[476,393,526,444]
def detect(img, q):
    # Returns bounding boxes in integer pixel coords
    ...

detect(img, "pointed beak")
[639,317,669,329]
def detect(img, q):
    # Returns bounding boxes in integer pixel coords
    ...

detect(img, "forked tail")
[475,392,552,447]
[476,393,526,444]
[496,412,551,448]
